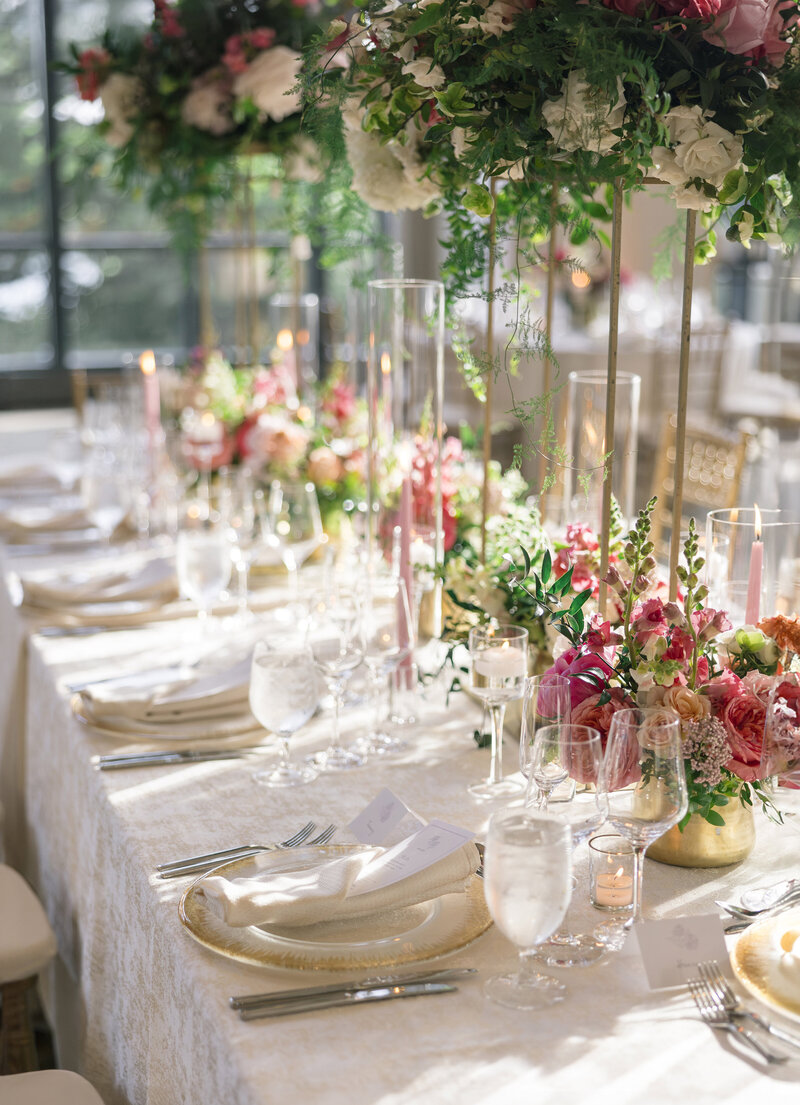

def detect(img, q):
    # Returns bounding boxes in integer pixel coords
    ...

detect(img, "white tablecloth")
[2,544,800,1105]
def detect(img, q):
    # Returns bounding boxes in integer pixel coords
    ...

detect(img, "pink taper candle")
[398,475,414,680]
[140,350,160,451]
[745,504,763,626]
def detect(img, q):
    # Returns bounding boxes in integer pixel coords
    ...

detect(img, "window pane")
[62,248,185,365]
[0,250,54,370]
[0,0,46,236]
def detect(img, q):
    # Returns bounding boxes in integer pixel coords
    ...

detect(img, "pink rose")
[604,0,647,13]
[548,647,615,710]
[703,0,796,65]
[307,446,344,485]
[703,668,742,707]
[659,0,721,17]
[722,691,766,781]
[246,413,310,469]
[571,688,630,739]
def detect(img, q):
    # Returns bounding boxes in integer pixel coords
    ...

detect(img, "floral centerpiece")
[65,0,336,247]
[520,498,800,844]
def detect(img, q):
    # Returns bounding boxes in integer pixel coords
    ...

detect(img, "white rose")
[676,122,743,188]
[181,72,235,136]
[99,74,142,148]
[671,182,716,211]
[651,146,686,187]
[662,103,705,145]
[542,71,625,155]
[394,37,417,63]
[462,0,522,36]
[233,45,302,122]
[402,58,446,89]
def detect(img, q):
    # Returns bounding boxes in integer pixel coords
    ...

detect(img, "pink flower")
[154,0,184,39]
[659,0,722,17]
[631,598,670,648]
[604,0,648,13]
[76,48,111,101]
[321,381,356,425]
[564,522,600,553]
[307,446,344,485]
[704,667,743,707]
[244,413,310,470]
[703,0,796,66]
[722,690,766,781]
[548,647,615,710]
[571,688,631,740]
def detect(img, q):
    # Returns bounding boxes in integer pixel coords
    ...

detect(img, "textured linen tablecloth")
[3,548,800,1105]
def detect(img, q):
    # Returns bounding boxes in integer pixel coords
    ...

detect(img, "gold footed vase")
[647,802,756,868]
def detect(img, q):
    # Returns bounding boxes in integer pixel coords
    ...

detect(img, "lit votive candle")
[589,834,635,912]
[474,642,527,680]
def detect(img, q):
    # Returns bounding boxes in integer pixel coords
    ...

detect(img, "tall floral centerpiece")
[519,499,800,866]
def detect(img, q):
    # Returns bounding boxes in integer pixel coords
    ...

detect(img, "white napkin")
[77,655,254,735]
[0,503,92,538]
[0,459,70,491]
[21,556,177,609]
[197,842,480,929]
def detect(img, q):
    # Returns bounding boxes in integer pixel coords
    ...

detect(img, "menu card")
[635,915,731,989]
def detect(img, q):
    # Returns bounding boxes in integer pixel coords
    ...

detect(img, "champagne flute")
[175,500,232,629]
[525,724,608,967]
[307,592,365,771]
[483,809,572,1009]
[468,624,528,799]
[356,575,414,756]
[249,641,319,787]
[519,675,571,779]
[269,479,324,615]
[600,708,688,931]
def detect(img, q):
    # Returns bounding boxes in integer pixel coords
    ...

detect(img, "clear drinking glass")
[519,675,572,778]
[761,672,800,818]
[483,809,572,1010]
[357,575,415,756]
[219,468,269,622]
[175,501,232,628]
[307,592,365,771]
[525,724,608,967]
[82,457,132,542]
[468,625,528,799]
[600,708,688,930]
[269,479,324,614]
[249,641,319,787]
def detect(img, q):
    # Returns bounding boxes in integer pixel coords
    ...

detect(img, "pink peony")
[243,413,310,470]
[722,689,766,781]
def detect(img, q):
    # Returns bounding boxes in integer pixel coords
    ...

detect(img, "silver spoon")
[716,883,800,919]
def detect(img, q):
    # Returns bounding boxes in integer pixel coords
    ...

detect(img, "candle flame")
[571,271,591,289]
[200,410,216,427]
[754,502,762,542]
[380,352,392,376]
[276,329,294,352]
[139,350,156,376]
[296,328,310,347]
[730,507,739,524]
[614,866,625,879]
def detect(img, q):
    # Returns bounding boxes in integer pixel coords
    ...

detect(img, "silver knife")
[94,748,262,770]
[230,967,476,1010]
[238,982,456,1020]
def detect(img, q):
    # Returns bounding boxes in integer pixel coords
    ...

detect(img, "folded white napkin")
[0,503,91,538]
[0,459,70,490]
[77,655,254,736]
[197,842,480,929]
[21,556,177,609]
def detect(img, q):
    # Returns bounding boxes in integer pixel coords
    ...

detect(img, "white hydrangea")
[343,102,440,213]
[99,74,142,148]
[233,45,302,122]
[541,71,626,155]
[181,72,235,136]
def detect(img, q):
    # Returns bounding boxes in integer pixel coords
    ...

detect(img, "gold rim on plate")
[179,845,492,971]
[731,905,800,1023]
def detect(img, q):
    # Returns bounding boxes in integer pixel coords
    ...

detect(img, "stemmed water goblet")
[269,479,324,617]
[468,624,528,799]
[174,499,232,631]
[219,468,269,622]
[482,809,573,1009]
[356,575,414,756]
[82,454,133,543]
[525,723,608,967]
[307,591,365,771]
[519,675,571,779]
[249,640,319,787]
[598,708,688,939]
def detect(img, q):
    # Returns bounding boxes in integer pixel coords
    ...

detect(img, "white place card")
[350,820,476,896]
[634,914,731,990]
[347,788,424,845]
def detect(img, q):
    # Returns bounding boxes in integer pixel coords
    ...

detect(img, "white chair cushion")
[0,1071,105,1105]
[0,865,57,985]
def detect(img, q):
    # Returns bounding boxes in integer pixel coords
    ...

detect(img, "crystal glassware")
[468,624,528,799]
[519,674,571,778]
[524,723,608,967]
[269,479,323,616]
[249,641,319,787]
[357,575,415,756]
[175,500,232,628]
[760,671,800,818]
[82,455,132,542]
[307,592,365,772]
[482,809,572,1010]
[600,708,688,929]
[219,467,269,622]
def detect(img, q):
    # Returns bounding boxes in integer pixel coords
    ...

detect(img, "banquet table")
[2,522,800,1104]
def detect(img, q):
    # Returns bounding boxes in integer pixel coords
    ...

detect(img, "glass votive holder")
[589,834,635,912]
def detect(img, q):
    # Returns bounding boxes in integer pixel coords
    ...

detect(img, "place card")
[634,914,731,989]
[347,787,424,845]
[351,820,476,896]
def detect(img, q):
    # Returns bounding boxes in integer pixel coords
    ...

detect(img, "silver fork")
[688,978,788,1064]
[699,960,800,1053]
[156,821,324,879]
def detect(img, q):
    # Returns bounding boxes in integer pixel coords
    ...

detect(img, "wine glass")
[82,456,132,542]
[468,624,528,799]
[249,641,319,787]
[356,575,415,756]
[600,708,688,931]
[175,500,232,629]
[524,724,608,967]
[219,468,269,622]
[519,675,571,779]
[307,592,365,771]
[269,479,324,614]
[482,809,572,1009]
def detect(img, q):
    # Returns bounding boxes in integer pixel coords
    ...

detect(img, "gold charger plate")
[71,693,259,743]
[179,845,492,971]
[731,905,800,1023]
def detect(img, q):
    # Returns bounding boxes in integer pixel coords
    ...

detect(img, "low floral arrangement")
[65,0,332,246]
[160,350,367,529]
[520,498,800,827]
